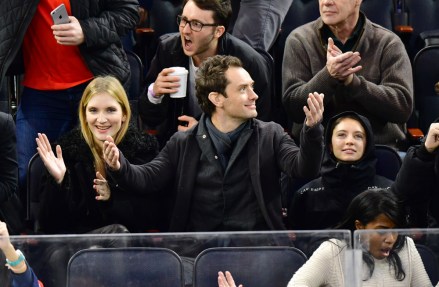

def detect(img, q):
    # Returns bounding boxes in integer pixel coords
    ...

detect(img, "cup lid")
[169,66,188,75]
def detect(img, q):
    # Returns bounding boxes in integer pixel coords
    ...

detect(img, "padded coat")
[0,0,139,87]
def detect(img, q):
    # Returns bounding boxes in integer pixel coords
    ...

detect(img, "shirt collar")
[320,12,366,53]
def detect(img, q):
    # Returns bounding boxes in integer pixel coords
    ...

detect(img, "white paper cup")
[169,67,188,98]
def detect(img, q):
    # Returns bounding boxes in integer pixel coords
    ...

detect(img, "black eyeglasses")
[177,15,218,32]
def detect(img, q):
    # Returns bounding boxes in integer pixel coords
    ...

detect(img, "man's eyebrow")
[181,15,203,22]
[242,81,255,86]
[238,82,254,88]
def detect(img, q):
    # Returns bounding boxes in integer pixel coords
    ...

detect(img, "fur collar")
[55,125,159,164]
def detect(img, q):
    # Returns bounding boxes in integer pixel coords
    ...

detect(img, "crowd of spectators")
[1,0,439,286]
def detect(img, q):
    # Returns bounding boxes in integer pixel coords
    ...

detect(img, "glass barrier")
[353,228,439,287]
[1,230,350,287]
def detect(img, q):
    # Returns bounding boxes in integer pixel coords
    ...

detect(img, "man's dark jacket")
[109,115,323,231]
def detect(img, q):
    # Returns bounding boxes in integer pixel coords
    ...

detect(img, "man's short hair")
[183,0,232,30]
[196,55,243,116]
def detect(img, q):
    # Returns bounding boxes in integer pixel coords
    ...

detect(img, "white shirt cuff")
[147,83,164,104]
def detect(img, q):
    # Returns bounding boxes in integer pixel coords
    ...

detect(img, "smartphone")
[50,3,69,25]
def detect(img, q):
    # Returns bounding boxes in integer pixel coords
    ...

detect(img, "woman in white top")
[218,189,433,287]
[287,188,432,286]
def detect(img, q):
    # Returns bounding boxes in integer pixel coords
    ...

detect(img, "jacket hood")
[324,111,376,162]
[321,111,377,190]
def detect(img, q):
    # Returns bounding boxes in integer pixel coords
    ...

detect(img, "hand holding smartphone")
[51,4,69,25]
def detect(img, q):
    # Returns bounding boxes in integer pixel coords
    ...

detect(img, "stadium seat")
[360,0,394,30]
[125,50,144,128]
[416,244,439,285]
[193,246,307,287]
[412,45,439,133]
[67,247,185,287]
[26,153,45,232]
[374,144,402,181]
[397,0,439,59]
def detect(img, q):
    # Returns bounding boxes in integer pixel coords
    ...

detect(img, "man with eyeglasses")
[138,0,272,147]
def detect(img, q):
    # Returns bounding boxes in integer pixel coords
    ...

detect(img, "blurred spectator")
[229,0,294,52]
[137,0,182,67]
[0,220,42,287]
[282,0,413,148]
[0,112,18,208]
[393,121,439,228]
[0,112,24,236]
[150,0,182,37]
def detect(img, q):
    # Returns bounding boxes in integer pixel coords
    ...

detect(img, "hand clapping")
[326,37,362,85]
[103,136,121,171]
[303,92,324,128]
[36,133,66,184]
[93,172,111,201]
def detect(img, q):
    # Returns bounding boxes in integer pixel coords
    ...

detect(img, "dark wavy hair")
[183,0,232,30]
[195,55,242,116]
[335,188,407,281]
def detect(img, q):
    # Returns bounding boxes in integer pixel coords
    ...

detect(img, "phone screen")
[51,4,69,25]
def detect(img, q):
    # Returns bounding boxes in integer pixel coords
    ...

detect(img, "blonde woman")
[35,76,163,287]
[36,76,161,234]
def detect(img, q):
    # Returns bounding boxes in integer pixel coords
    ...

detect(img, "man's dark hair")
[183,0,232,30]
[195,55,242,116]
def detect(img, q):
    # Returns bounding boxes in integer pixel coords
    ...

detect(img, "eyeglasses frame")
[177,15,219,32]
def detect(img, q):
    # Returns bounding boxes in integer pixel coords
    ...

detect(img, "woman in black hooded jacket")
[288,111,393,230]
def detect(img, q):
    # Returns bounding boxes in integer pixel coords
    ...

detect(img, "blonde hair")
[78,76,131,176]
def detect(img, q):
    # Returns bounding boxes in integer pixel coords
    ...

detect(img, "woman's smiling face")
[331,117,366,162]
[85,92,126,146]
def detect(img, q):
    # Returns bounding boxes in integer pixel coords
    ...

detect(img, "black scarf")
[205,117,249,170]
